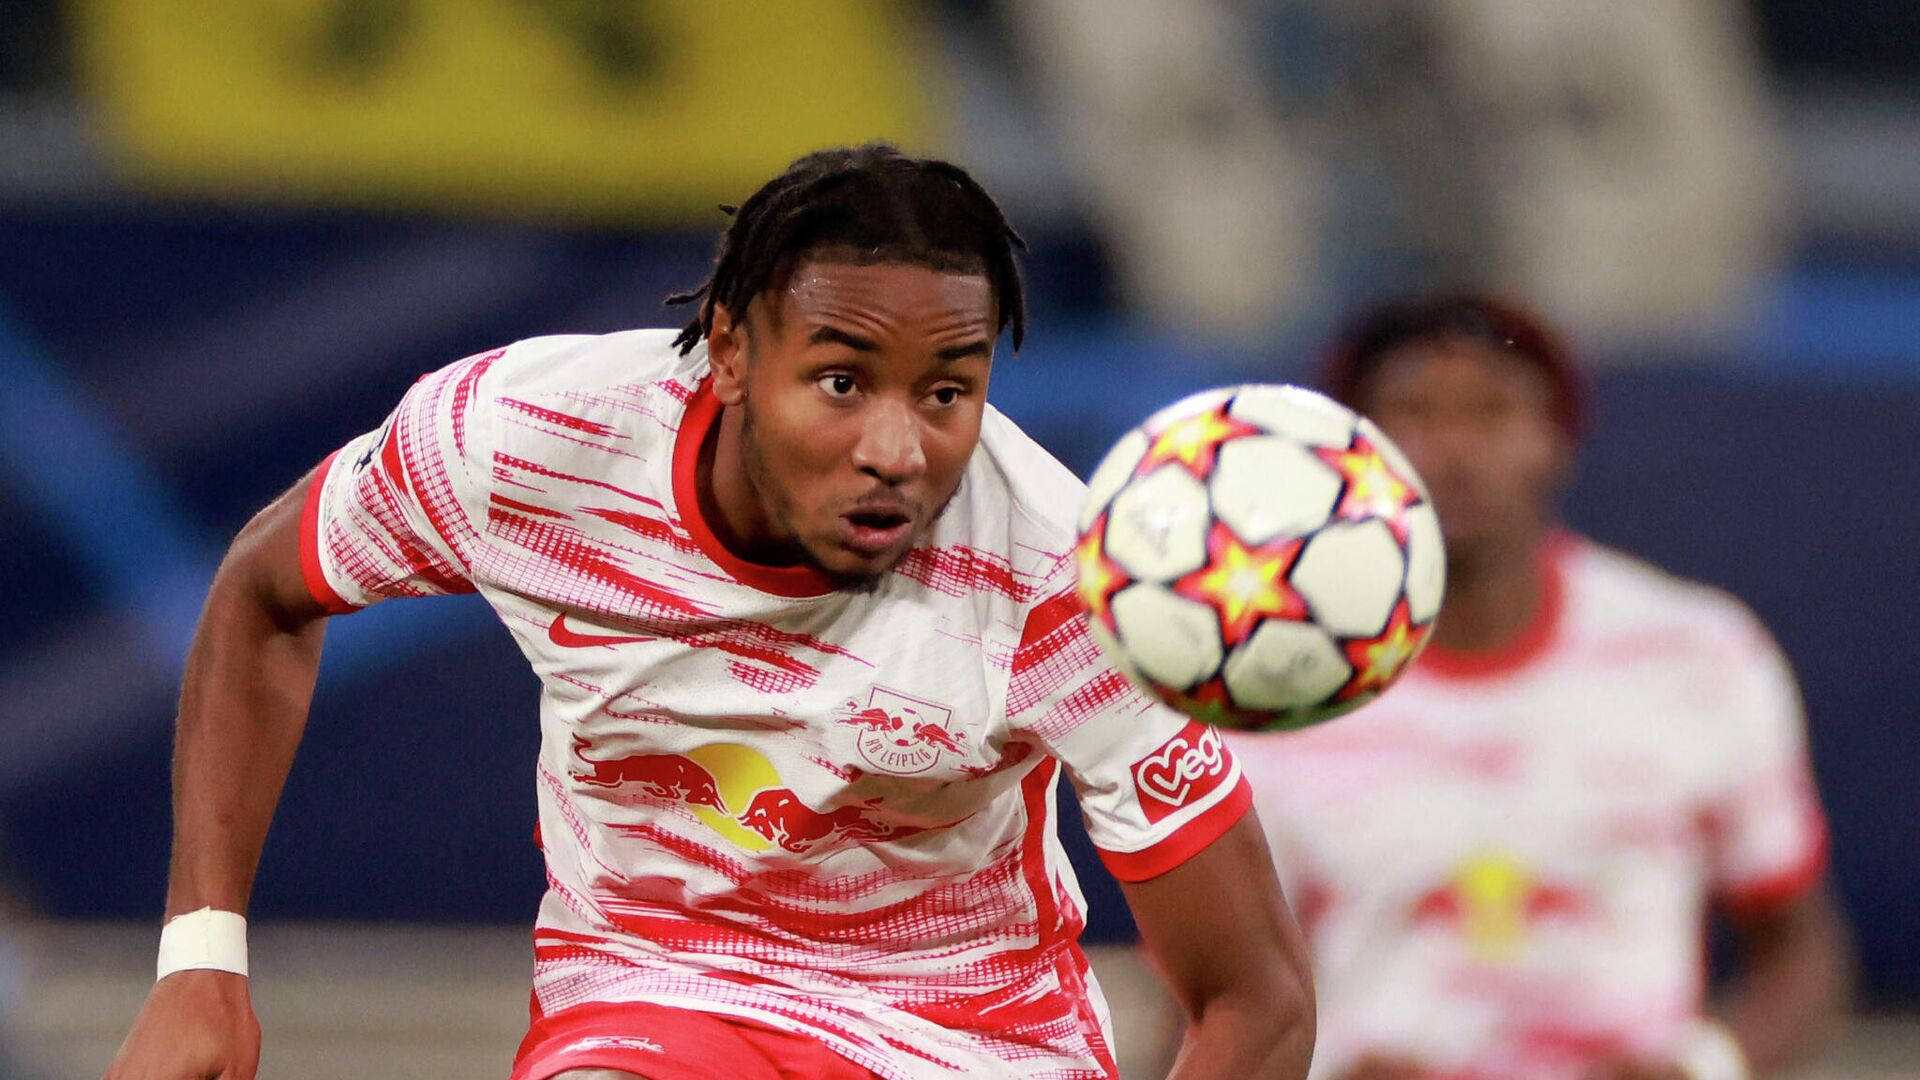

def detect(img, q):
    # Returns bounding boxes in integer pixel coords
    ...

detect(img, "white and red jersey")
[1228,536,1828,1080]
[300,330,1251,1079]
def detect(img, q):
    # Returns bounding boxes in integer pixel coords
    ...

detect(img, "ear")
[707,302,748,407]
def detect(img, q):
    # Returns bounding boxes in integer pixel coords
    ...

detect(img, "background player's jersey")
[301,331,1251,1080]
[1228,536,1828,1080]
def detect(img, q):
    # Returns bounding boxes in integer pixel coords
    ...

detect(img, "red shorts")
[510,1000,884,1080]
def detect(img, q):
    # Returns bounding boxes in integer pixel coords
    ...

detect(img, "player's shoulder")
[474,328,701,398]
[970,404,1089,554]
[418,329,703,486]
[1564,535,1775,658]
[907,406,1084,608]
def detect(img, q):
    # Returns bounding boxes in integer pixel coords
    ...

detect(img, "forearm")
[1167,983,1314,1080]
[1714,897,1852,1074]
[165,542,328,916]
[1129,809,1318,1080]
[1720,930,1850,1068]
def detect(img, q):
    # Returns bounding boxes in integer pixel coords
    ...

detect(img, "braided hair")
[668,143,1027,355]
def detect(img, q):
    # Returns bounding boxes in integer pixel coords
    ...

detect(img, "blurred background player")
[102,145,1312,1080]
[1228,295,1852,1080]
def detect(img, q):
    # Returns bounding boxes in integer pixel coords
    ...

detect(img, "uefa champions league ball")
[1075,385,1445,731]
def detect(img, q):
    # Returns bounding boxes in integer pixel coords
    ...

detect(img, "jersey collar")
[1416,532,1572,680]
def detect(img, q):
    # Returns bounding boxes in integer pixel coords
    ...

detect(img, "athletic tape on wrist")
[1674,1020,1750,1080]
[156,907,249,981]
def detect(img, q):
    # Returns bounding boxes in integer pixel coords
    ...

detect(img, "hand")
[1331,1053,1434,1080]
[103,970,259,1080]
[1579,1056,1688,1080]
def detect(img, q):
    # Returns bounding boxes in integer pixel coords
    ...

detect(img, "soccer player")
[1228,296,1850,1080]
[103,144,1313,1080]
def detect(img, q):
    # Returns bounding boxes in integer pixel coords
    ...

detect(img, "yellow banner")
[75,0,936,222]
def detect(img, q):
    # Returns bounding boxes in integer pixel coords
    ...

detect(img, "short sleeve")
[300,348,502,612]
[1009,569,1252,883]
[1703,617,1829,916]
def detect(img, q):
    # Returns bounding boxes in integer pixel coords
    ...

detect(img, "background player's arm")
[1590,622,1850,1080]
[1715,880,1852,1075]
[105,470,333,1080]
[1692,625,1852,1078]
[1583,882,1850,1080]
[1124,807,1315,1080]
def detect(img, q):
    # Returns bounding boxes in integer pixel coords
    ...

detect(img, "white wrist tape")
[1674,1020,1750,1080]
[156,907,249,981]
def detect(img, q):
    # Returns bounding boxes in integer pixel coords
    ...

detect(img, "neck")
[701,404,793,565]
[1431,531,1554,654]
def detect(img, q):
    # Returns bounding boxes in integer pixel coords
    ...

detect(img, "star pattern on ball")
[1316,433,1422,540]
[1173,522,1309,649]
[1337,599,1430,701]
[1074,516,1128,633]
[1136,401,1264,480]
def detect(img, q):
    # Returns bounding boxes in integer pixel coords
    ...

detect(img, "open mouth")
[841,506,914,556]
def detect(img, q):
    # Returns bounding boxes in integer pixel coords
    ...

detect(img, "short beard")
[738,400,959,595]
[739,400,888,594]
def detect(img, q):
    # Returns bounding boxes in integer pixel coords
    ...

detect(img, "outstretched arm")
[1123,806,1315,1080]
[105,471,333,1080]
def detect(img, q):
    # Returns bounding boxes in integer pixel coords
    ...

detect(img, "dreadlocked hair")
[667,142,1028,355]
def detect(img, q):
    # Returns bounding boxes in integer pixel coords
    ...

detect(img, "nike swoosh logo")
[548,613,654,649]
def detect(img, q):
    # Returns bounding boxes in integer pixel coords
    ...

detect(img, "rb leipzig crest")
[838,687,966,776]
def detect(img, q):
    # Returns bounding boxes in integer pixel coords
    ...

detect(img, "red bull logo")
[837,687,966,776]
[570,736,726,812]
[736,788,928,853]
[571,738,950,855]
[1409,851,1596,961]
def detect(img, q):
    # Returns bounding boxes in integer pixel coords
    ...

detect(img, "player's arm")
[1583,881,1849,1080]
[105,471,332,1080]
[1714,879,1852,1076]
[1590,621,1850,1080]
[1698,621,1852,1079]
[1124,806,1315,1080]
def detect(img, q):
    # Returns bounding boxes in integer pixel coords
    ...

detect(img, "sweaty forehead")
[776,260,996,339]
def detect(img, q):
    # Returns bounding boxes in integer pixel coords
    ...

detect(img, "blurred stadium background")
[0,1,1915,1076]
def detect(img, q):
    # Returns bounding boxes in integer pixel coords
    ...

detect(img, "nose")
[850,398,927,485]
[1414,428,1474,486]
[1391,411,1477,486]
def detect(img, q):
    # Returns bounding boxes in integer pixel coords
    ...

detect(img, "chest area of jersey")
[537,594,1028,816]
[1280,672,1721,901]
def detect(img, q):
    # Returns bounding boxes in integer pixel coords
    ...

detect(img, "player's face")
[709,258,997,588]
[1359,337,1568,559]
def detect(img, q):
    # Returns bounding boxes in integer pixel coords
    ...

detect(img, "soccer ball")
[1075,384,1444,731]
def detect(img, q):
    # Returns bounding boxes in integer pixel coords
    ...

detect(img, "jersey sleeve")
[1008,564,1253,883]
[299,348,503,612]
[1702,615,1829,916]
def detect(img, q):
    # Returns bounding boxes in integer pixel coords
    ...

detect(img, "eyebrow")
[808,325,992,362]
[808,325,877,352]
[935,339,993,362]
